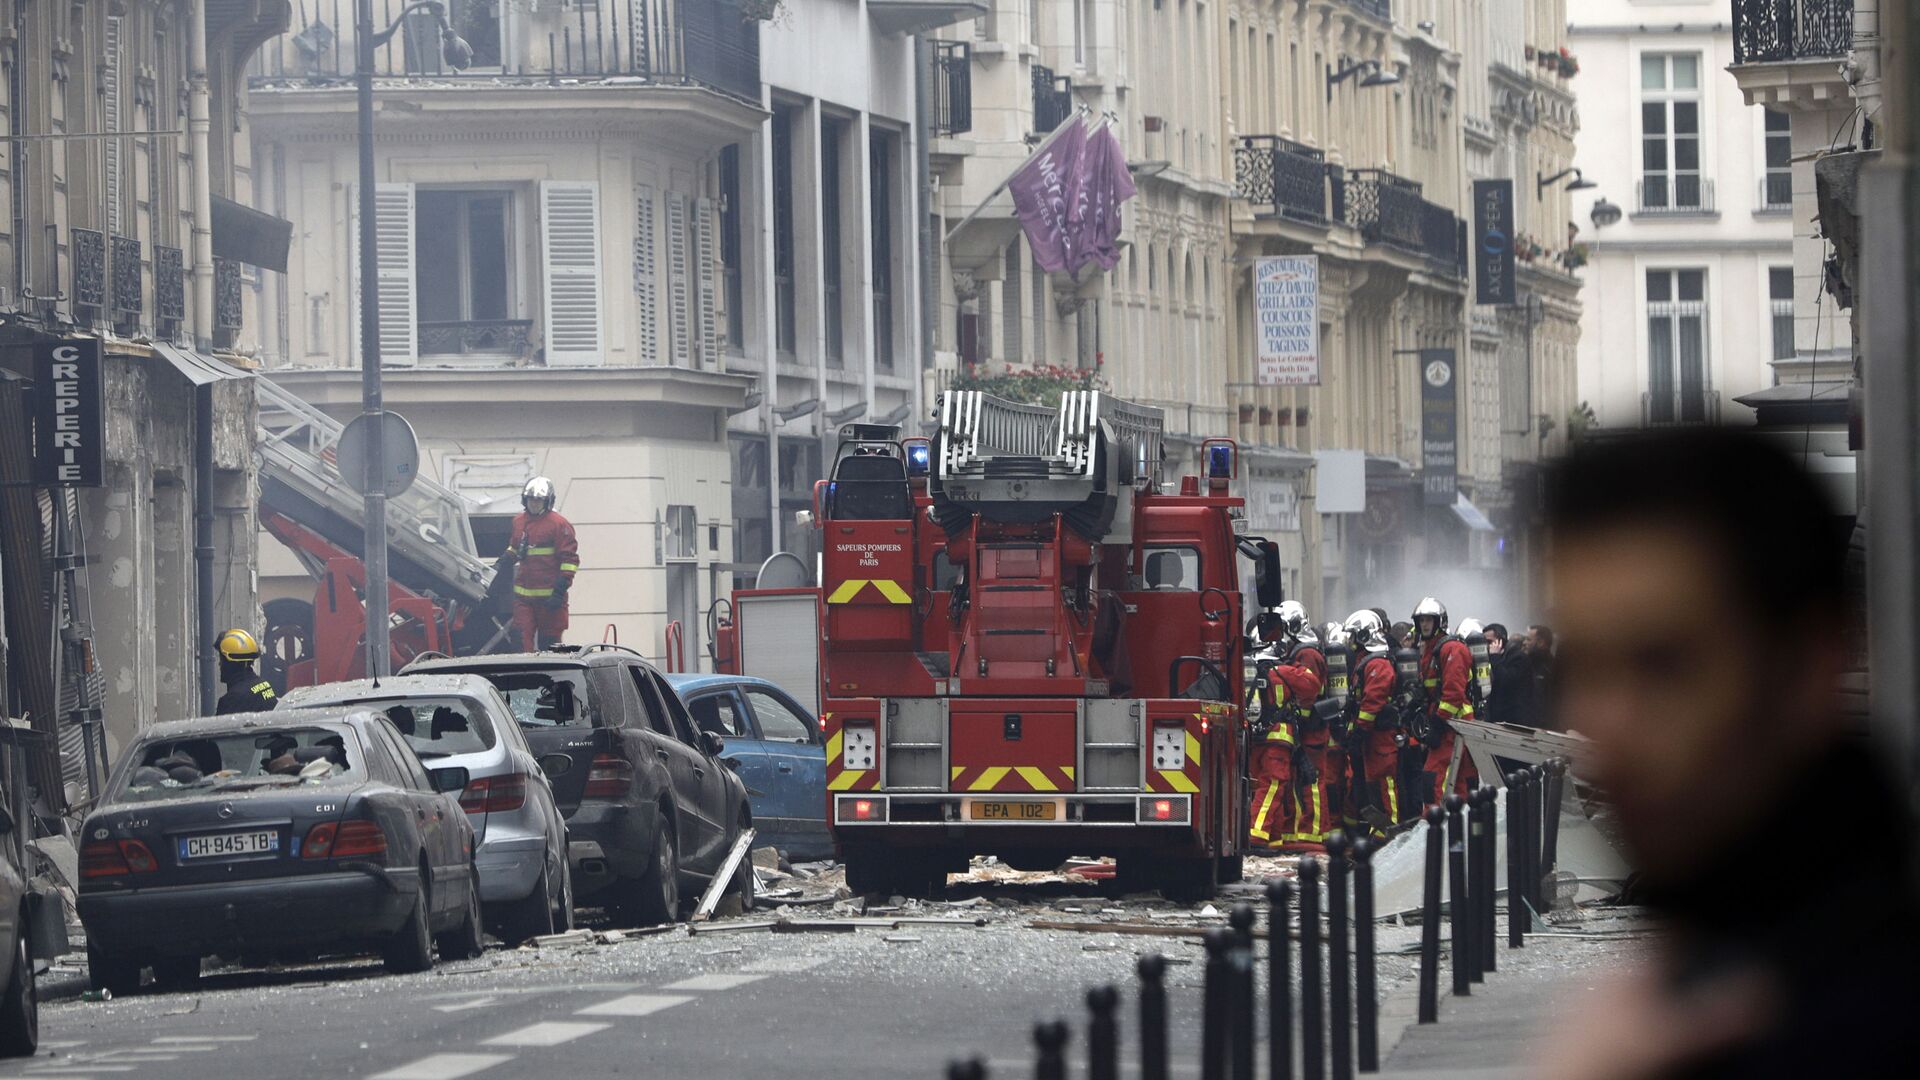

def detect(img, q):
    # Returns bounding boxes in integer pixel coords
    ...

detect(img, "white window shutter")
[374,183,417,366]
[633,183,659,365]
[666,193,692,368]
[696,196,719,369]
[540,180,605,366]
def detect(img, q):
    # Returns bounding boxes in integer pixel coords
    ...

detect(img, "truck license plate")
[179,830,279,860]
[969,801,1058,822]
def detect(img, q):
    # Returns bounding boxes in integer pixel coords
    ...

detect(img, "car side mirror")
[700,730,726,757]
[720,756,744,773]
[1254,539,1284,609]
[428,766,471,794]
[537,753,573,779]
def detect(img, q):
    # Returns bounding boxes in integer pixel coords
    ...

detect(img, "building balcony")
[1643,388,1721,427]
[1031,63,1073,135]
[1343,0,1392,25]
[254,0,760,103]
[1235,135,1329,225]
[1635,177,1717,217]
[418,319,538,363]
[933,40,973,137]
[1341,168,1465,278]
[868,1,990,36]
[1732,0,1854,65]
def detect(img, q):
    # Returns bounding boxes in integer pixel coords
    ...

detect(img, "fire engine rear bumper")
[831,792,1193,829]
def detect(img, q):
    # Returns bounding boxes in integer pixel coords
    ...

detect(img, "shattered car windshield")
[112,726,365,802]
[477,669,591,728]
[299,697,496,759]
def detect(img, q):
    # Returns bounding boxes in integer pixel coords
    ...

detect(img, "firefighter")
[504,476,580,651]
[1341,610,1403,837]
[1274,601,1340,851]
[214,629,276,714]
[1412,596,1479,807]
[1246,617,1300,851]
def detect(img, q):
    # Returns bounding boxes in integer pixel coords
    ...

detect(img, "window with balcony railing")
[1646,269,1713,426]
[1761,109,1793,211]
[933,41,972,137]
[1770,267,1795,362]
[1733,0,1854,65]
[416,189,521,360]
[1235,135,1329,224]
[1032,63,1073,135]
[1640,53,1707,213]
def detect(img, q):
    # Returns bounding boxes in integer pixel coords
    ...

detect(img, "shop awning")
[211,195,293,273]
[153,342,253,386]
[1451,493,1497,532]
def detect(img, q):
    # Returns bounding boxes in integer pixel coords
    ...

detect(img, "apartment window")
[821,118,846,367]
[719,145,744,348]
[665,505,698,560]
[415,189,513,354]
[1762,109,1792,210]
[1640,53,1704,211]
[772,108,797,357]
[1769,267,1795,363]
[1074,0,1095,67]
[870,129,896,371]
[1646,269,1711,425]
[1002,240,1023,361]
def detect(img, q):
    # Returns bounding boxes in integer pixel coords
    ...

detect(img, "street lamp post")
[355,0,470,677]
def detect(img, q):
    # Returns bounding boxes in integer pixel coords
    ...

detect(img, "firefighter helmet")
[215,628,262,663]
[1342,609,1387,653]
[1277,600,1310,640]
[522,476,556,512]
[1412,596,1448,639]
[1456,618,1483,637]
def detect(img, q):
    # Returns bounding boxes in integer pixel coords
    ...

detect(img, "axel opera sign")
[34,338,105,487]
[1255,255,1321,386]
[1473,179,1516,306]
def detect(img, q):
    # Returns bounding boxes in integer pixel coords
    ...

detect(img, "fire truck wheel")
[1219,855,1244,884]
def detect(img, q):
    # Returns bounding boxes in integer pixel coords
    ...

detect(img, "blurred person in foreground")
[1538,428,1914,1079]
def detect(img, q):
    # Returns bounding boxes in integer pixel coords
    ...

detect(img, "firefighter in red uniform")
[1412,596,1479,807]
[505,476,579,650]
[1341,609,1404,837]
[1247,613,1300,850]
[1274,601,1340,851]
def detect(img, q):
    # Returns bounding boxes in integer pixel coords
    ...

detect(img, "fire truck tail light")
[1137,796,1190,824]
[1150,725,1187,770]
[842,724,877,770]
[836,795,888,823]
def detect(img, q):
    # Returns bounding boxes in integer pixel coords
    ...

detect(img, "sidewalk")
[1373,930,1654,1079]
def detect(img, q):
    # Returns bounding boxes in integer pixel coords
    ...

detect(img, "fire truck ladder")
[932,389,1165,541]
[253,376,493,608]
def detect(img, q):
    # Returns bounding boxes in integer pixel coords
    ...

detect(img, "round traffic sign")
[336,411,421,498]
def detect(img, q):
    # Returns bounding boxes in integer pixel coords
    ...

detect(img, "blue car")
[664,675,830,861]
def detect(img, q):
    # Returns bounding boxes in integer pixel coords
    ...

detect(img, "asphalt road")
[7,902,1223,1079]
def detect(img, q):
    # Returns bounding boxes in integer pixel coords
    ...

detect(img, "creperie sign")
[34,338,105,487]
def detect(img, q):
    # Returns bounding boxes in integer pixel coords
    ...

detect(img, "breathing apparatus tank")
[1323,640,1352,711]
[1462,627,1493,703]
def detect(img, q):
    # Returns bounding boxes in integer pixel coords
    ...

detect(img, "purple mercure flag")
[1077,124,1135,274]
[1008,120,1089,274]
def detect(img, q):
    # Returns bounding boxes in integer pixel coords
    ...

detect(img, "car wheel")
[0,921,38,1057]
[553,860,576,933]
[86,944,141,998]
[383,876,434,974]
[625,814,679,927]
[151,956,201,993]
[436,868,486,961]
[497,865,555,946]
[728,842,756,915]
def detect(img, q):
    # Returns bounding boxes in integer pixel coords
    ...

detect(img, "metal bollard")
[1327,834,1353,1080]
[1089,985,1120,1080]
[1473,788,1498,975]
[1445,795,1471,996]
[1203,928,1231,1080]
[1522,768,1541,913]
[947,1058,988,1080]
[1299,857,1325,1080]
[1267,880,1295,1080]
[1541,759,1567,913]
[1353,839,1378,1073]
[1417,806,1444,1023]
[1231,946,1257,1080]
[1505,773,1525,949]
[1035,1019,1069,1080]
[1464,795,1486,984]
[1139,953,1170,1080]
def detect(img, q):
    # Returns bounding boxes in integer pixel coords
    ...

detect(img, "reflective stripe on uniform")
[1423,678,1440,688]
[1250,783,1280,841]
[1301,784,1324,838]
[253,681,276,700]
[524,546,557,555]
[1357,710,1377,723]
[1264,728,1295,745]
[559,563,578,573]
[514,585,555,598]
[1382,778,1399,823]
[1437,701,1462,717]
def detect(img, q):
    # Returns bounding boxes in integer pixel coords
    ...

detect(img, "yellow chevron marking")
[825,579,867,604]
[969,766,1011,791]
[870,579,912,604]
[1014,767,1057,792]
[1159,769,1200,794]
[1185,731,1202,762]
[1060,766,1075,781]
[826,729,842,762]
[828,769,866,792]
[950,766,965,782]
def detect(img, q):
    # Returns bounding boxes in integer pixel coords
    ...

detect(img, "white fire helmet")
[1342,609,1388,653]
[522,476,556,512]
[1412,596,1449,638]
[1277,600,1310,639]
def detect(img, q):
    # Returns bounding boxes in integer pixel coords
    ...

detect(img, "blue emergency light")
[1207,443,1233,479]
[906,442,931,476]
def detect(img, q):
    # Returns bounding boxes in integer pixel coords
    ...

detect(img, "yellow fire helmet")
[215,628,262,663]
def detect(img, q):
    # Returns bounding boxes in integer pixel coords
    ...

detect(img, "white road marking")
[152,1035,257,1043]
[574,993,694,1017]
[660,973,766,992]
[37,1041,86,1049]
[433,996,499,1013]
[369,1053,511,1080]
[740,956,827,974]
[482,1021,610,1048]
[25,1068,134,1074]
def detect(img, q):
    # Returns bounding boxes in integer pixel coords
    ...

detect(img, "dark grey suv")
[404,645,752,924]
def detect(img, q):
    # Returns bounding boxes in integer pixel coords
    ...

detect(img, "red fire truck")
[800,390,1284,900]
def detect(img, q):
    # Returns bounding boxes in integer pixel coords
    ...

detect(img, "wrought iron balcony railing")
[1643,388,1720,427]
[1636,177,1717,215]
[253,0,761,104]
[1344,168,1426,253]
[933,40,972,137]
[1344,0,1392,23]
[72,228,106,310]
[419,319,538,360]
[214,258,244,332]
[1235,135,1329,224]
[1032,63,1074,135]
[156,246,187,325]
[111,236,142,317]
[1733,0,1854,64]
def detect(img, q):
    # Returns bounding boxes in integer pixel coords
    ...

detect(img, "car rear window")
[351,698,496,759]
[113,726,365,803]
[475,668,592,728]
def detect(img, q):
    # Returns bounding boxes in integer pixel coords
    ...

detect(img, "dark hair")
[1546,429,1844,620]
[1484,622,1508,642]
[1528,625,1554,649]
